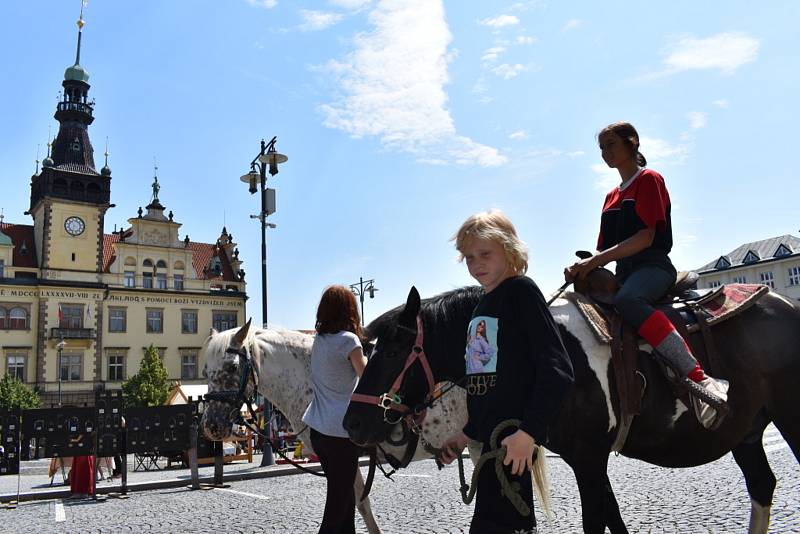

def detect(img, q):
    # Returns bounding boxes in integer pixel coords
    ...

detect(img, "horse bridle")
[350,315,436,431]
[204,344,260,425]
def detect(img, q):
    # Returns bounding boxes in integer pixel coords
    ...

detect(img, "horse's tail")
[531,446,553,521]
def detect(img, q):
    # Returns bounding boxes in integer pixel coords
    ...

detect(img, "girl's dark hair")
[599,121,647,167]
[315,285,363,338]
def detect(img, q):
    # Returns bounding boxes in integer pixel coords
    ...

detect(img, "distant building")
[0,12,246,406]
[696,234,800,301]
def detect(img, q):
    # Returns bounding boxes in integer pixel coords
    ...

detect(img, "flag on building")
[85,305,93,325]
[58,304,63,325]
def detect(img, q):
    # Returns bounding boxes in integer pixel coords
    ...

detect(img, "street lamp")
[239,137,286,468]
[56,338,66,408]
[239,136,287,329]
[349,277,379,326]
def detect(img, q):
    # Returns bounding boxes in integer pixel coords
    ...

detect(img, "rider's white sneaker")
[691,376,729,430]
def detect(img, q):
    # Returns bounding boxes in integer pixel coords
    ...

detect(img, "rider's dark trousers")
[310,428,360,534]
[470,432,536,534]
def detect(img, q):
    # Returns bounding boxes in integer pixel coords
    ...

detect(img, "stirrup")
[681,377,729,430]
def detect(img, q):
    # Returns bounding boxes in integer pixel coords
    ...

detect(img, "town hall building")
[0,12,246,406]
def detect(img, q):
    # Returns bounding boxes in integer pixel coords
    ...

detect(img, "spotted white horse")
[199,322,471,534]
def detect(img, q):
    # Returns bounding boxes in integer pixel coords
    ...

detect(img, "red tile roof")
[104,232,238,281]
[0,223,38,268]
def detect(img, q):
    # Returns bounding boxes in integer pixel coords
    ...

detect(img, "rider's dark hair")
[315,285,364,339]
[598,121,647,167]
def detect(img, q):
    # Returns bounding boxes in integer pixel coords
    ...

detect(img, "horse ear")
[398,286,421,328]
[232,318,252,346]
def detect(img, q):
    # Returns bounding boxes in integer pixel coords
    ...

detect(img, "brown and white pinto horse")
[343,286,800,534]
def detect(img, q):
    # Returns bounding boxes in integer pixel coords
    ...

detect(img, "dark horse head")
[343,286,482,445]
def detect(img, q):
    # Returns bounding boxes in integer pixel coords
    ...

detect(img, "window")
[759,271,775,289]
[146,309,163,333]
[709,281,722,289]
[156,272,167,289]
[108,352,124,381]
[60,304,83,328]
[124,270,135,287]
[0,259,4,277]
[60,353,82,381]
[775,244,792,257]
[6,353,26,381]
[181,353,198,380]
[789,266,800,286]
[174,274,184,290]
[0,308,5,329]
[142,272,153,288]
[732,275,747,284]
[743,251,760,264]
[182,310,198,334]
[212,311,237,331]
[108,308,126,333]
[714,257,730,269]
[9,308,27,329]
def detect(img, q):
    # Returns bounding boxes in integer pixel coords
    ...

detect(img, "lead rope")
[456,419,533,517]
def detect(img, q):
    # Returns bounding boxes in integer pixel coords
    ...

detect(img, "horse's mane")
[365,286,484,352]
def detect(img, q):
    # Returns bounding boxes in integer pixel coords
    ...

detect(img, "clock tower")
[28,8,111,279]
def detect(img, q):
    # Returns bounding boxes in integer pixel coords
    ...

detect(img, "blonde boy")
[441,210,574,534]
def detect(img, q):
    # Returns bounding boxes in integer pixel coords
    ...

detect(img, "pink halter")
[351,315,436,426]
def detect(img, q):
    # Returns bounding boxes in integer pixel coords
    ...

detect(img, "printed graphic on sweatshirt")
[465,316,498,374]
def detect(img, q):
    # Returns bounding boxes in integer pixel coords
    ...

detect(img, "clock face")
[64,216,85,236]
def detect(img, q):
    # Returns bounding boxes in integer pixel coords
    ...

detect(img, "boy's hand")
[564,257,595,282]
[500,429,536,476]
[440,431,470,465]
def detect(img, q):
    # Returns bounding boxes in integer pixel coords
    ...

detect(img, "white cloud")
[329,0,371,9]
[320,0,506,167]
[244,0,277,8]
[516,35,536,45]
[491,63,526,79]
[479,15,519,28]
[509,130,528,140]
[687,111,707,129]
[662,32,759,75]
[562,19,583,32]
[592,163,619,190]
[713,98,729,108]
[481,46,506,63]
[299,9,344,31]
[566,150,585,158]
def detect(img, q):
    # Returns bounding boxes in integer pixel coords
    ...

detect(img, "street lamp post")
[349,277,378,326]
[239,137,286,467]
[56,338,66,408]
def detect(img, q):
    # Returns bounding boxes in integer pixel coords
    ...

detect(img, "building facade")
[0,14,246,406]
[695,234,800,301]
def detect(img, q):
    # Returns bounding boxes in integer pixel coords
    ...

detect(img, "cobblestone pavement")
[1,430,796,533]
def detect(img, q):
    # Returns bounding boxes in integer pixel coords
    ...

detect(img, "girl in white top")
[302,285,368,534]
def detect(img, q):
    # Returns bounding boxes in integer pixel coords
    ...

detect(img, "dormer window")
[775,244,792,257]
[743,250,760,264]
[714,256,731,269]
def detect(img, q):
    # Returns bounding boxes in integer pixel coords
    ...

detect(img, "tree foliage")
[122,344,172,407]
[0,375,41,410]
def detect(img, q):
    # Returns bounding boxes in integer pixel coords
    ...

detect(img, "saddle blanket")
[565,283,770,343]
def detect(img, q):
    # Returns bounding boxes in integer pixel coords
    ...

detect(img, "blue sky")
[4,1,798,329]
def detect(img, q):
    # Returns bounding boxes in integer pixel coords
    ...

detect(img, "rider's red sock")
[638,310,705,381]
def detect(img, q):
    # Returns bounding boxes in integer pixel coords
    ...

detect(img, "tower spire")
[75,0,86,66]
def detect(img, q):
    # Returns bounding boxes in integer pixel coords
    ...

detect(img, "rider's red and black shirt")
[597,168,674,279]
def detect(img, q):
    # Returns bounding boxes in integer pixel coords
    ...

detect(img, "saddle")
[568,259,768,448]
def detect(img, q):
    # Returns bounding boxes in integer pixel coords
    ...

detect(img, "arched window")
[86,183,101,202]
[155,260,167,289]
[142,259,154,288]
[70,181,85,199]
[9,307,27,329]
[0,307,7,329]
[53,178,68,195]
